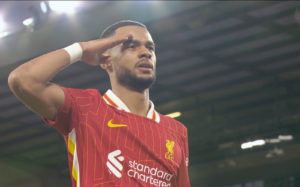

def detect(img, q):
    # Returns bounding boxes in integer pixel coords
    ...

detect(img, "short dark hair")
[100,20,147,38]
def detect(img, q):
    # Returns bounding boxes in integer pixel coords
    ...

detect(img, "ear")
[99,55,113,73]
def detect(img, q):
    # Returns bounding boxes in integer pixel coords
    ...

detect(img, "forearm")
[8,49,71,90]
[7,47,76,120]
[7,35,128,119]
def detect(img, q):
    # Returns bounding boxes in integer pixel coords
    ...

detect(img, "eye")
[128,44,136,49]
[148,46,155,51]
[123,42,137,50]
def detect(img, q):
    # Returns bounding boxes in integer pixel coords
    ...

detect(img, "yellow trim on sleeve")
[72,165,78,182]
[68,136,75,156]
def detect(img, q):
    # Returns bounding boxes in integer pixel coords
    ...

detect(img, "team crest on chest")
[165,139,175,161]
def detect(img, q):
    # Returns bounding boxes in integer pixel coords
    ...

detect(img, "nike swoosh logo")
[107,119,127,128]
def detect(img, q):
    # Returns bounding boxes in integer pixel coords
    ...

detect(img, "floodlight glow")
[278,135,293,141]
[40,2,48,13]
[268,138,280,144]
[0,31,9,38]
[242,134,293,150]
[23,18,34,26]
[0,16,6,32]
[165,112,181,118]
[0,16,9,38]
[241,139,265,149]
[49,1,81,14]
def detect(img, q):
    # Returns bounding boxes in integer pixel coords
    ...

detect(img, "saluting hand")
[79,34,132,66]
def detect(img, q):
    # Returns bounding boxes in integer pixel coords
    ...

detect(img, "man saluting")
[8,20,190,187]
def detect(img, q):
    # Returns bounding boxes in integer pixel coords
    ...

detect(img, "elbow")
[8,69,30,94]
[8,70,20,92]
[8,68,43,98]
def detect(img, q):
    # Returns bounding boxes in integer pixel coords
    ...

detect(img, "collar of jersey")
[103,89,160,123]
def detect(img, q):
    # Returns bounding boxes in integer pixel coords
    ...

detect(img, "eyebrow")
[123,39,155,48]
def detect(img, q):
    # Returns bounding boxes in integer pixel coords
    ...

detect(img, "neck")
[111,83,150,117]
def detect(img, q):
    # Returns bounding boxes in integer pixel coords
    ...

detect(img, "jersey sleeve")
[178,127,191,186]
[43,86,78,135]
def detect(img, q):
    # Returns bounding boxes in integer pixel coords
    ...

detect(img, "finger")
[102,34,133,49]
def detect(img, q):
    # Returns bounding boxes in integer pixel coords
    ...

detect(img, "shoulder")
[159,113,188,138]
[61,87,103,108]
[62,87,101,97]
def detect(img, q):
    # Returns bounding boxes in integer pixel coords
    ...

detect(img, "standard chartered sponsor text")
[128,160,173,187]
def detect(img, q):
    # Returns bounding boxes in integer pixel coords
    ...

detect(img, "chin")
[116,68,156,91]
[134,77,155,90]
[124,75,156,92]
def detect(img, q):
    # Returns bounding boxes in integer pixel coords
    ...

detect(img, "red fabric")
[44,86,190,187]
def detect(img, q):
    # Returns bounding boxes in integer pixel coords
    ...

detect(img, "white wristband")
[63,43,83,64]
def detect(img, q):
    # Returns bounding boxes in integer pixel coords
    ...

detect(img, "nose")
[138,46,152,59]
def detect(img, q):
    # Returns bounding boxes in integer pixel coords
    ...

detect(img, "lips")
[136,60,153,70]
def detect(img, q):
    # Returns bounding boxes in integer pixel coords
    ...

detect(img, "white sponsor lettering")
[127,160,173,186]
[106,150,174,186]
[106,150,124,178]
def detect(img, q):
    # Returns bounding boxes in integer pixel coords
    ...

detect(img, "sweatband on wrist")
[63,43,83,64]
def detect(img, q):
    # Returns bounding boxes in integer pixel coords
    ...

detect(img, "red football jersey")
[45,86,190,187]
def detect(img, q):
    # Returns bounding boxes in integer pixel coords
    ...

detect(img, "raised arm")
[8,34,131,121]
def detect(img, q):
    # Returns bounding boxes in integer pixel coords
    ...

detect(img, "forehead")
[115,25,154,42]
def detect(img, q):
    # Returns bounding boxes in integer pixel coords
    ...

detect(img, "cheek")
[153,55,157,67]
[119,53,137,66]
[109,46,124,62]
[112,56,132,73]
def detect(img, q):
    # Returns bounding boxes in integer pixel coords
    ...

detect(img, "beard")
[115,65,156,92]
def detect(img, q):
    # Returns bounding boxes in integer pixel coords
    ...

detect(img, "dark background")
[0,1,300,186]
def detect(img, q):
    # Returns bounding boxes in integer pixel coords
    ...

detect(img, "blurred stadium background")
[0,1,300,186]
